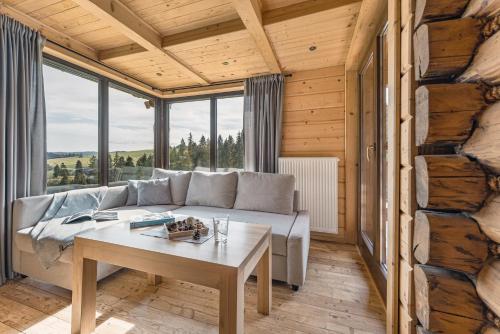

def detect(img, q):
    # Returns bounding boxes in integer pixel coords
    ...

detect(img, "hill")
[47,149,154,169]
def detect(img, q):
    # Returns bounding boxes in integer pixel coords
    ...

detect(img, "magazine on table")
[62,210,119,224]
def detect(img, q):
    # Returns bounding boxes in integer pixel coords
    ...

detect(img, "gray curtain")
[0,15,46,284]
[243,74,284,173]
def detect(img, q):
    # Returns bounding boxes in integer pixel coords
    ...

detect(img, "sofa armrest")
[287,210,310,286]
[13,194,53,232]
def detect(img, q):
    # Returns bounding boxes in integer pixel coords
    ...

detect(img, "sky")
[44,64,244,153]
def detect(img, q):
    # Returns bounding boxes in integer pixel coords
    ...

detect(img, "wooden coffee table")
[71,220,272,334]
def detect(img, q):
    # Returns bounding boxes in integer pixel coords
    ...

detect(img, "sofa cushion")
[137,178,172,206]
[15,204,180,263]
[185,172,238,209]
[233,172,295,215]
[99,185,128,210]
[172,206,297,256]
[152,169,192,205]
[126,180,139,206]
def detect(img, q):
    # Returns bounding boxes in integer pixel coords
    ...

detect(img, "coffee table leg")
[219,270,244,334]
[256,242,272,315]
[147,273,161,286]
[72,242,97,334]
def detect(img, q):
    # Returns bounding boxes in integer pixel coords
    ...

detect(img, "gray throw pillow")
[151,168,191,205]
[137,178,172,206]
[126,180,139,206]
[233,172,295,215]
[185,172,238,208]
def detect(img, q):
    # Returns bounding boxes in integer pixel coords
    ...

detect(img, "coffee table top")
[75,219,271,269]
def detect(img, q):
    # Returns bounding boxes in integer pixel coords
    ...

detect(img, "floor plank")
[0,241,385,333]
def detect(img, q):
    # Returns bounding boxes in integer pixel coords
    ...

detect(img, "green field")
[47,149,154,168]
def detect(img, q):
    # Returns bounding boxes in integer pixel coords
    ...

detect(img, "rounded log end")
[415,156,429,208]
[414,0,426,28]
[482,326,500,334]
[473,195,500,243]
[415,85,429,146]
[414,210,431,264]
[414,265,430,328]
[414,24,430,81]
[477,259,500,318]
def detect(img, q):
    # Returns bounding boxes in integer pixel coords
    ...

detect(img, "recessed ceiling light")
[309,46,317,52]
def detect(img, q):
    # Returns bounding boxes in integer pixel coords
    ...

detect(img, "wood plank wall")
[281,65,348,242]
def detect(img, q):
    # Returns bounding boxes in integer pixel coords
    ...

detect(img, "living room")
[1,0,500,334]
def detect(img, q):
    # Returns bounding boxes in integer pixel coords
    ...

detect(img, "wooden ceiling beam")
[232,0,281,73]
[98,0,359,61]
[345,0,387,71]
[72,0,209,85]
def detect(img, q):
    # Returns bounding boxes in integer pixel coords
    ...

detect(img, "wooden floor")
[0,241,386,334]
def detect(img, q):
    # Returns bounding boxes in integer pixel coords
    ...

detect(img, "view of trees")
[46,132,243,193]
[169,131,244,170]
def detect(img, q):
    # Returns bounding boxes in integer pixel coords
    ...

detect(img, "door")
[358,23,389,302]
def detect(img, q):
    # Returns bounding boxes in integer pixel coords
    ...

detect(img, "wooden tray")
[167,226,209,240]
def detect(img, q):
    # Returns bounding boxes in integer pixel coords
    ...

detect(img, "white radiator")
[279,157,339,233]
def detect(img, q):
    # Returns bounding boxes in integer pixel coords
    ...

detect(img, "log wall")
[410,0,500,333]
[400,0,417,332]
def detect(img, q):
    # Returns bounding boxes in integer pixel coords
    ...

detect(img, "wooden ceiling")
[1,0,362,94]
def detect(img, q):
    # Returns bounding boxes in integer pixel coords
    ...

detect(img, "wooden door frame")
[344,0,400,332]
[357,22,391,303]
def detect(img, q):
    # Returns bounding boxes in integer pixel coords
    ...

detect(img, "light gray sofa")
[12,170,310,291]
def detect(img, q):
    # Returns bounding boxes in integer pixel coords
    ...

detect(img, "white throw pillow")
[137,178,172,206]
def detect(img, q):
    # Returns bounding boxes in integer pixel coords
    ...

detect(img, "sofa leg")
[291,285,299,292]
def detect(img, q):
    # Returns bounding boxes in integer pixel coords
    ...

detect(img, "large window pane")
[108,84,155,186]
[44,62,99,194]
[169,100,210,171]
[216,97,244,171]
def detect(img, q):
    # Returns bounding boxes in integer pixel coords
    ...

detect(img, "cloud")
[44,64,244,153]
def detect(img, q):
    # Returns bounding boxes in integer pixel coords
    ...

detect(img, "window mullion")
[210,97,217,172]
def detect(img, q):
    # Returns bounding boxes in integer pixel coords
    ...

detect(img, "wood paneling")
[281,65,347,242]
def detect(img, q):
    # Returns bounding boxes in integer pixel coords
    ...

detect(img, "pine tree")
[88,155,97,169]
[145,154,153,167]
[235,131,244,169]
[59,163,69,185]
[125,156,134,167]
[73,160,86,184]
[53,164,61,178]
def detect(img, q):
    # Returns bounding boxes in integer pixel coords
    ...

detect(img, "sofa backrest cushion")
[185,171,238,208]
[137,178,172,206]
[126,180,139,206]
[234,172,295,215]
[99,185,128,210]
[152,168,192,205]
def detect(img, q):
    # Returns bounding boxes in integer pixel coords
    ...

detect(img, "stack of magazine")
[62,209,119,224]
[130,213,175,229]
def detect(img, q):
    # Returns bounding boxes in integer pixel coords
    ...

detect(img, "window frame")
[164,91,244,172]
[43,55,244,192]
[43,55,156,191]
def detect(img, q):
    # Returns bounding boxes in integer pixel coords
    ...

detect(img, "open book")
[62,210,119,224]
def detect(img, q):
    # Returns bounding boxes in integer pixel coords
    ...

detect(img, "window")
[217,96,244,171]
[43,56,156,194]
[108,84,155,186]
[169,100,211,171]
[167,94,244,171]
[44,61,99,194]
